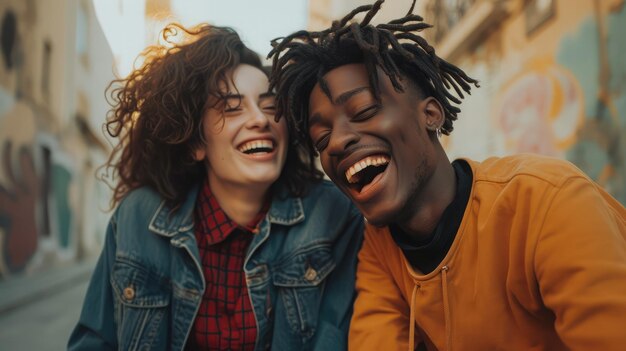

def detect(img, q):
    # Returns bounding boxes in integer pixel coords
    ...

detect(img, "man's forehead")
[321,63,371,95]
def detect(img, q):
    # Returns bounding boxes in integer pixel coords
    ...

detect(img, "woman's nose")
[246,105,270,129]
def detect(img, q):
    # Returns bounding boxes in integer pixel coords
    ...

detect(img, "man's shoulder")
[466,154,589,188]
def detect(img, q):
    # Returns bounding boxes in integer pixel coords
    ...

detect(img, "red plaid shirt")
[187,181,267,350]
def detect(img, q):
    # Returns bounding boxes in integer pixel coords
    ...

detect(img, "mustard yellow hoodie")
[349,155,626,351]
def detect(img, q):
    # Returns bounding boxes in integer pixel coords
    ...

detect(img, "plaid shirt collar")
[195,180,268,245]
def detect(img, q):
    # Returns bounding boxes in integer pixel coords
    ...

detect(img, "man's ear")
[420,97,445,133]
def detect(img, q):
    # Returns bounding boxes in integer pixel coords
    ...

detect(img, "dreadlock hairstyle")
[102,23,321,210]
[268,0,479,148]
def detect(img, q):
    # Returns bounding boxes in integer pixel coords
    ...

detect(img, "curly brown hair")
[102,23,322,209]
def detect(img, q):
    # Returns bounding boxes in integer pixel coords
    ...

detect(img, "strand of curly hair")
[268,0,479,144]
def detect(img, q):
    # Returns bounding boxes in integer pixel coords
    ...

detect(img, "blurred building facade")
[1,0,623,282]
[308,0,626,205]
[0,0,114,282]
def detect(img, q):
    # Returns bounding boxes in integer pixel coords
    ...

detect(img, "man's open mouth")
[237,139,275,155]
[344,154,390,193]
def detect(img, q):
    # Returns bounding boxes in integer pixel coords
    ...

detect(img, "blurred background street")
[0,0,625,349]
[0,260,94,350]
[0,281,87,350]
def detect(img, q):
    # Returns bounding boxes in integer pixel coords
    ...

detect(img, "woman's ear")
[421,97,445,133]
[193,148,206,162]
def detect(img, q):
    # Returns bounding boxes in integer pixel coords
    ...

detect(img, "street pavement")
[0,274,90,350]
[0,266,89,351]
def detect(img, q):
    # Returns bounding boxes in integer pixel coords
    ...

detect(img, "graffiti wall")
[0,102,111,278]
[446,0,626,205]
[0,0,113,280]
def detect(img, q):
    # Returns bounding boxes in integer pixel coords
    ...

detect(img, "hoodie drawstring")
[441,265,451,351]
[408,265,451,351]
[408,283,419,351]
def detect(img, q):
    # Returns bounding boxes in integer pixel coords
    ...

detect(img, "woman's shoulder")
[302,180,360,218]
[305,179,349,200]
[116,187,163,216]
[111,186,169,232]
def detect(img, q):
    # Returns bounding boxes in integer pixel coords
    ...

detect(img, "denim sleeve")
[67,217,118,350]
[311,208,364,351]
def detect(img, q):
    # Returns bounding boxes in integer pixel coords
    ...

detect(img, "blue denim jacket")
[68,180,363,351]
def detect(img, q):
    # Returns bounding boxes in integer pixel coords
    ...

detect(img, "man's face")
[308,63,441,226]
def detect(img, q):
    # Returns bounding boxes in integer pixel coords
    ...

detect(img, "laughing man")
[268,1,626,350]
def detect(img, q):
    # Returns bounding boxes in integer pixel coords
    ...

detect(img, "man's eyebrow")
[334,86,370,105]
[309,112,323,127]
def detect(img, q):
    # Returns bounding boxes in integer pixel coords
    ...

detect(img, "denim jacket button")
[123,286,135,300]
[304,267,317,281]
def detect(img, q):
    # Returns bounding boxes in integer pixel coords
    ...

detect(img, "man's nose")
[327,117,359,156]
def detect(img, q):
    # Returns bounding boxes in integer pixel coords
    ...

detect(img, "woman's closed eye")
[224,106,243,113]
[261,104,276,113]
[223,96,243,114]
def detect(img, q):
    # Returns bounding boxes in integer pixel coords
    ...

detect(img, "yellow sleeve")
[534,176,626,350]
[349,226,417,351]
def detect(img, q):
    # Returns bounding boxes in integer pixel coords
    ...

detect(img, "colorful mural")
[563,4,626,204]
[0,104,102,277]
[495,59,584,156]
[0,142,39,273]
[0,1,113,279]
[52,163,73,249]
[490,3,626,204]
[0,122,81,277]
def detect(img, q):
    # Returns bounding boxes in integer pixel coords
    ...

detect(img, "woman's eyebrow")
[223,93,244,100]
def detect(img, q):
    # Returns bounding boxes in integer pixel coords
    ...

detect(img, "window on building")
[42,40,51,103]
[76,1,90,68]
[426,0,476,43]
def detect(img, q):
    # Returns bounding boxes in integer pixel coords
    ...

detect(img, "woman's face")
[194,64,288,191]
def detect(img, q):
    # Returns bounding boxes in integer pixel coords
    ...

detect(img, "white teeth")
[345,155,390,184]
[238,139,274,153]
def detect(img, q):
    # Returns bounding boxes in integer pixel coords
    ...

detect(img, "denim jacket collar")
[148,185,199,237]
[148,183,305,238]
[266,186,305,226]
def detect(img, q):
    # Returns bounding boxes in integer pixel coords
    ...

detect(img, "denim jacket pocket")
[273,244,336,340]
[111,258,171,351]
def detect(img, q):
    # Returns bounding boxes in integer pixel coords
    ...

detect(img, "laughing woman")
[67,24,363,351]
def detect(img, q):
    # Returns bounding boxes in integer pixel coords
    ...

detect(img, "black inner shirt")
[389,159,473,274]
